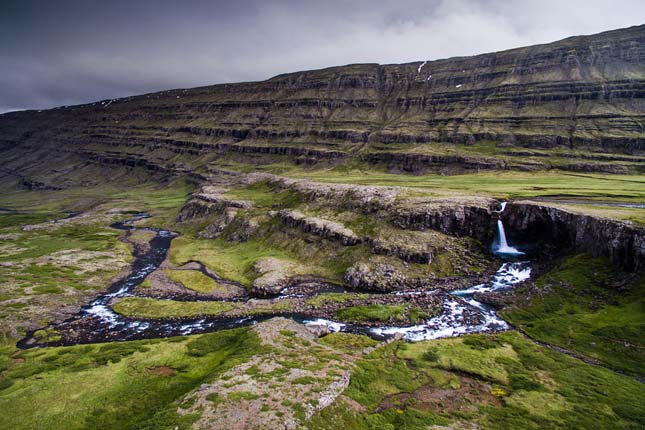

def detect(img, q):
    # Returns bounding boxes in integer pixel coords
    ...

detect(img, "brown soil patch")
[12,358,25,365]
[378,375,501,414]
[147,366,176,376]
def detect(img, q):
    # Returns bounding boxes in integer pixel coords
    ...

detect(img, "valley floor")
[0,167,643,430]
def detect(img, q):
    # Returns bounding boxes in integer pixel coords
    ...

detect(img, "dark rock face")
[503,203,645,271]
[198,208,238,239]
[176,191,251,222]
[370,239,433,264]
[390,203,496,243]
[363,152,545,174]
[224,217,258,243]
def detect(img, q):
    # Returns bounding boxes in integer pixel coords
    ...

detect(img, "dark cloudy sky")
[1,0,643,113]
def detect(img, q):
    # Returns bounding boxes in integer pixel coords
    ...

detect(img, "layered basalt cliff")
[390,199,497,242]
[1,25,644,186]
[277,210,362,246]
[503,202,645,271]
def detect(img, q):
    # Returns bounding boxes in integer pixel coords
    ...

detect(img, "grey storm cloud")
[1,0,644,112]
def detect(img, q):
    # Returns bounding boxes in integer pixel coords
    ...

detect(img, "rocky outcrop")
[253,173,400,213]
[255,173,498,245]
[370,239,432,264]
[250,258,296,296]
[198,208,238,239]
[368,230,440,264]
[277,210,361,245]
[390,198,496,243]
[344,262,422,292]
[503,202,645,271]
[562,162,631,174]
[224,217,259,243]
[176,186,251,222]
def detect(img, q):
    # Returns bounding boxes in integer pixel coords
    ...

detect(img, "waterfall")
[494,202,524,256]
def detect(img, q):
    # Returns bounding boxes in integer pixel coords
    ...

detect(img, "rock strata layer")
[504,202,645,271]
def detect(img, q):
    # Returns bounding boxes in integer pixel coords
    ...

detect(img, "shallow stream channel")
[19,205,532,347]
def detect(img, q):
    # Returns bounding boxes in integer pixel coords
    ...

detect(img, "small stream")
[19,204,532,347]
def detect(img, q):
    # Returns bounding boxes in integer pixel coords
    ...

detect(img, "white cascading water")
[494,202,524,256]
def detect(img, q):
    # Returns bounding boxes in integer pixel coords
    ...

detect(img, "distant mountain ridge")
[1,25,644,187]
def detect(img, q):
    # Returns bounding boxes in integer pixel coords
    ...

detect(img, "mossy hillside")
[0,328,263,430]
[222,180,302,210]
[307,331,645,430]
[168,225,455,290]
[285,169,645,202]
[162,269,227,294]
[501,253,645,377]
[306,293,370,308]
[319,332,378,352]
[0,223,126,263]
[335,304,431,324]
[112,297,234,319]
[169,215,375,287]
[0,219,132,340]
[169,235,298,286]
[177,318,358,428]
[0,178,193,227]
[0,212,61,229]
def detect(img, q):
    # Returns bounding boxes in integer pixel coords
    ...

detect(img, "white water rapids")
[366,261,531,341]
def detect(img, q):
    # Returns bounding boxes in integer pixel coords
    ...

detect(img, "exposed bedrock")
[369,237,433,264]
[390,200,497,243]
[198,208,239,239]
[344,262,421,292]
[363,152,545,173]
[277,209,362,245]
[176,187,251,222]
[250,258,297,296]
[503,203,645,271]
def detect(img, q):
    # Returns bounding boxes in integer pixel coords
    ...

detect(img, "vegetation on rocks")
[307,331,645,430]
[336,304,430,324]
[113,297,234,319]
[501,254,645,377]
[0,328,262,430]
[162,269,227,294]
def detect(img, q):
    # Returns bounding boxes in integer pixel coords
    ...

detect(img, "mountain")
[1,25,644,189]
[1,25,645,430]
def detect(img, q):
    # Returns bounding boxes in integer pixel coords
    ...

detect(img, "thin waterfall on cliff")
[494,202,524,256]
